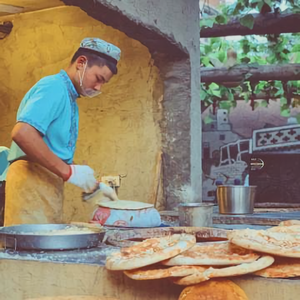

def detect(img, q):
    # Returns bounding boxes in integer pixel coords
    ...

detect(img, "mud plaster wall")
[227,100,300,138]
[202,100,300,139]
[0,6,162,222]
[63,0,202,209]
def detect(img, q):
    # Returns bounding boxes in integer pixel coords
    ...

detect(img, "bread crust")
[106,234,196,270]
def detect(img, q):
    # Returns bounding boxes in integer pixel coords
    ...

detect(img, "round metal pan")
[0,224,105,250]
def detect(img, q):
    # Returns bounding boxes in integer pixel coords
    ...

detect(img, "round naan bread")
[124,265,207,280]
[106,234,196,270]
[254,257,300,278]
[228,229,300,258]
[268,225,300,234]
[279,220,300,227]
[162,241,260,266]
[178,280,249,300]
[171,256,274,286]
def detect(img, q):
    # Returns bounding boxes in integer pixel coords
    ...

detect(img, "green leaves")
[215,15,228,25]
[209,83,222,98]
[260,100,268,107]
[200,17,216,29]
[199,0,300,115]
[280,106,291,117]
[240,14,255,29]
[204,115,214,124]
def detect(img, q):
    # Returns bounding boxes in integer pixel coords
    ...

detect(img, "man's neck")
[65,65,80,94]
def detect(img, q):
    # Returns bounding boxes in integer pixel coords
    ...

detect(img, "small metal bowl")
[217,185,257,215]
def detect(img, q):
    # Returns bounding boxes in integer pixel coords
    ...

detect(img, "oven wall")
[0,6,163,222]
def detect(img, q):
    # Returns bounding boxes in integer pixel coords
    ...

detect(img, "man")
[5,38,120,226]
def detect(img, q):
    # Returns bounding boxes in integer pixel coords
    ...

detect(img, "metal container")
[178,203,214,227]
[0,224,105,250]
[217,185,257,215]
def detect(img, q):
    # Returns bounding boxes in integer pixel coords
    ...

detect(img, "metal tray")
[0,224,105,250]
[106,226,228,247]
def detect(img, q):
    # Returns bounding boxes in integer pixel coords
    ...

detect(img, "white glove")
[67,165,98,193]
[99,182,119,201]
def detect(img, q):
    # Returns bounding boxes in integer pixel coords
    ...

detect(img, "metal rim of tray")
[106,226,228,247]
[0,224,106,251]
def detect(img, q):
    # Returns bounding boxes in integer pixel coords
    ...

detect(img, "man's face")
[76,58,114,97]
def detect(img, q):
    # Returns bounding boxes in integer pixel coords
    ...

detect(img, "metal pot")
[217,185,257,215]
[178,203,214,227]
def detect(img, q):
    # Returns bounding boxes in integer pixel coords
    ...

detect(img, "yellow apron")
[4,160,64,226]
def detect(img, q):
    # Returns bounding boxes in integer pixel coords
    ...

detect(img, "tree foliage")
[200,0,300,119]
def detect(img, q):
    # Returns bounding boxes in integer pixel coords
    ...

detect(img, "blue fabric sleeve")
[17,78,65,135]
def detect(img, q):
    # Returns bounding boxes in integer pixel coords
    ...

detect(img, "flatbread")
[254,257,300,278]
[268,225,300,234]
[162,241,260,266]
[171,256,274,286]
[106,234,196,270]
[205,255,274,278]
[279,220,300,226]
[178,279,249,300]
[124,265,207,280]
[99,200,154,210]
[228,229,300,258]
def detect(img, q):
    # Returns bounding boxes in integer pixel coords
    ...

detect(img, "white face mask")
[78,61,102,98]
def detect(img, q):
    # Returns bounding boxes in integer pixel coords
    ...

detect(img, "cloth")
[80,38,121,63]
[0,146,9,181]
[8,70,79,164]
[91,206,161,228]
[4,160,64,226]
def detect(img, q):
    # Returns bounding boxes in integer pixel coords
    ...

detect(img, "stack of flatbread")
[106,236,273,287]
[227,223,300,279]
[105,219,300,296]
[106,234,197,270]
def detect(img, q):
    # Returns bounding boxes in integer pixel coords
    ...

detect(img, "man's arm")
[12,122,70,180]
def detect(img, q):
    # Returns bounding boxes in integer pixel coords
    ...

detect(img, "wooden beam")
[201,63,300,83]
[201,12,300,38]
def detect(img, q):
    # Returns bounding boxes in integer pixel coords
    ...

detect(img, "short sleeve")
[17,77,65,135]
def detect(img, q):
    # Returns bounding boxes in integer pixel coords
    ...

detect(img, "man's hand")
[66,165,98,193]
[99,182,119,201]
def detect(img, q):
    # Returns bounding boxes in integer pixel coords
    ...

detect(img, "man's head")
[70,38,121,97]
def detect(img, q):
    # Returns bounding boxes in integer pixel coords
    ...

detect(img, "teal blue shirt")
[8,70,80,164]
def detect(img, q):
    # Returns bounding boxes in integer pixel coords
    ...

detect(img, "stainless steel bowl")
[178,203,214,227]
[217,185,257,215]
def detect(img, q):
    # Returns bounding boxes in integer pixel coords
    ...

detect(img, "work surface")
[160,207,300,227]
[0,220,300,300]
[0,244,118,265]
[1,206,300,265]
